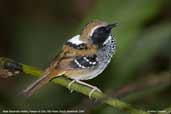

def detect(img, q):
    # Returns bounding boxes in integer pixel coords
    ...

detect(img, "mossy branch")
[0,57,149,114]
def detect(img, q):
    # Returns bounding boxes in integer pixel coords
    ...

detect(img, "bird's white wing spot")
[83,57,90,62]
[68,35,85,45]
[83,56,97,65]
[74,59,86,69]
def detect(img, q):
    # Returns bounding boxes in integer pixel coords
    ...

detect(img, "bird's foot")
[88,86,102,99]
[67,80,76,93]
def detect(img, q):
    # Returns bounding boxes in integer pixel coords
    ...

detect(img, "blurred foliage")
[0,0,171,114]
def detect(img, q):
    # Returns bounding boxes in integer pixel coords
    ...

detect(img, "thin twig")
[0,57,149,114]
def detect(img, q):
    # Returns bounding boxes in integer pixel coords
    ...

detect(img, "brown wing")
[46,44,97,72]
[22,43,99,97]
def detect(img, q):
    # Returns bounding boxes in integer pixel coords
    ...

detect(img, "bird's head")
[80,20,117,47]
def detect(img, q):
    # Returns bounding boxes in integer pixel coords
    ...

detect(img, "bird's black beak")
[106,23,118,31]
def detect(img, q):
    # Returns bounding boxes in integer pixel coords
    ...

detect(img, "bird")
[22,20,117,98]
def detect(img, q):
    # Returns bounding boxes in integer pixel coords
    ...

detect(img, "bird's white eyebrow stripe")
[90,25,104,37]
[68,35,85,45]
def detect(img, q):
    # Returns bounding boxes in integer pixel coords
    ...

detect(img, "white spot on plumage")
[92,62,96,65]
[96,57,99,61]
[74,59,86,69]
[81,66,86,69]
[83,57,90,62]
[68,35,85,45]
[103,35,112,45]
[83,57,97,65]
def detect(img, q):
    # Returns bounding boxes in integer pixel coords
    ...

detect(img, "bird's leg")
[67,80,76,92]
[75,80,102,99]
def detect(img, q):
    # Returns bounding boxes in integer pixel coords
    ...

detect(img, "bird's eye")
[91,26,111,46]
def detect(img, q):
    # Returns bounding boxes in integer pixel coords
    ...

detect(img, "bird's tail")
[22,70,62,97]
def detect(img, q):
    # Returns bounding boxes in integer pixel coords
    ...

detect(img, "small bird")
[22,20,117,97]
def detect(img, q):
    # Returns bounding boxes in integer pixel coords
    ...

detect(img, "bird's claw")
[67,80,75,93]
[89,87,102,99]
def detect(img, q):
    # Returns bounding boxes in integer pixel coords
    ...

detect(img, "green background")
[0,0,171,114]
